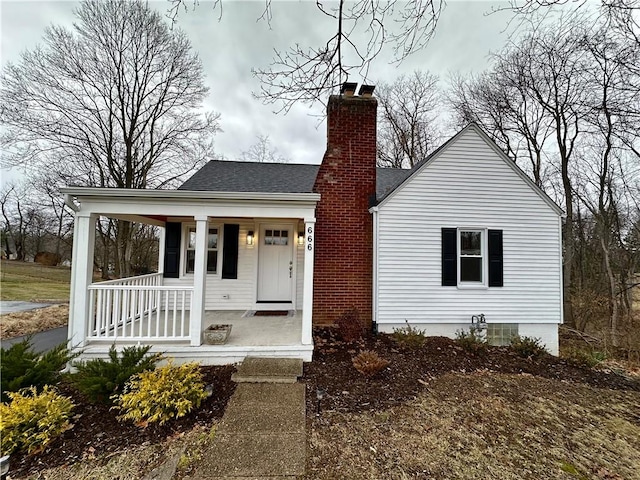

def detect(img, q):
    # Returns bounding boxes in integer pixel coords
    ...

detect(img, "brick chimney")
[312,84,377,328]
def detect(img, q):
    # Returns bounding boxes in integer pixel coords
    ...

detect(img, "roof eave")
[60,187,321,203]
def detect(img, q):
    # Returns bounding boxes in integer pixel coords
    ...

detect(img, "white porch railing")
[87,273,193,342]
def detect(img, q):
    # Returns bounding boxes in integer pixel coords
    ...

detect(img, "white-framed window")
[185,226,219,274]
[458,229,485,284]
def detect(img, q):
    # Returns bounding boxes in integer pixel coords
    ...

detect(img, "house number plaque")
[307,226,314,251]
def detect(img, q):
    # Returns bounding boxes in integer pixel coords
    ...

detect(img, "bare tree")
[449,67,554,188]
[0,184,29,261]
[169,0,445,112]
[376,71,442,169]
[1,0,220,276]
[241,135,288,163]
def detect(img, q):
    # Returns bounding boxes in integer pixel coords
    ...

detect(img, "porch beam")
[302,218,316,345]
[104,214,166,227]
[190,216,208,346]
[68,212,97,349]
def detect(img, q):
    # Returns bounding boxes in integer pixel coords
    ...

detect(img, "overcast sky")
[1,0,517,184]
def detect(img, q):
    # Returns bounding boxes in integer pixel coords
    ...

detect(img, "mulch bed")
[8,365,236,479]
[304,328,640,414]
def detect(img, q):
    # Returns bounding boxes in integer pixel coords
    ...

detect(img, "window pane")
[461,257,482,282]
[208,229,218,249]
[188,228,196,249]
[206,251,218,273]
[186,250,195,273]
[460,231,481,255]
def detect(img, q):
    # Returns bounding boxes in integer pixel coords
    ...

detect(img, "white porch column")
[157,224,166,274]
[301,218,316,345]
[68,212,97,349]
[190,216,208,346]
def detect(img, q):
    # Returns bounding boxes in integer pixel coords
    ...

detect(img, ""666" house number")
[307,226,313,250]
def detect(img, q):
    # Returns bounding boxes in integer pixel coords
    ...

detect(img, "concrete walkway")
[190,357,306,479]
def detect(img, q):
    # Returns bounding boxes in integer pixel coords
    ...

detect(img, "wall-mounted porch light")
[298,231,304,246]
[246,231,254,246]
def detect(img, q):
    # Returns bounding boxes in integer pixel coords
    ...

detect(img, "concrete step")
[232,357,303,383]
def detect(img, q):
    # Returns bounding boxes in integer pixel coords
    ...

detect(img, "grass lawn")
[0,260,71,302]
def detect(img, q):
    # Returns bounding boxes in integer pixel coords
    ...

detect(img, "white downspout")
[370,206,379,331]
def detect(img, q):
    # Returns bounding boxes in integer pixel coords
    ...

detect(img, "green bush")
[455,329,487,354]
[69,345,162,404]
[1,338,77,401]
[392,321,427,348]
[0,386,75,455]
[113,360,207,426]
[563,347,607,367]
[510,335,548,359]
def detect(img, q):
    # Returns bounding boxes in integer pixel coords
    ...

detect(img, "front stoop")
[189,359,306,479]
[231,357,303,383]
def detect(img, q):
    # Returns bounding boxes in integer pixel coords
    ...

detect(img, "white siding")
[376,127,562,327]
[163,219,305,310]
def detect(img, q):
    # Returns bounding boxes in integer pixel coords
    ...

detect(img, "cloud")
[1,0,515,178]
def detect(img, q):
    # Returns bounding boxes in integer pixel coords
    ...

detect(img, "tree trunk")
[562,209,575,329]
[600,236,619,347]
[115,219,133,278]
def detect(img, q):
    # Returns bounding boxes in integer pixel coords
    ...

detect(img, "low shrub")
[69,345,162,404]
[0,386,75,455]
[392,321,427,348]
[1,339,77,401]
[455,329,487,354]
[510,335,548,359]
[563,347,607,368]
[352,350,390,377]
[113,360,207,426]
[335,307,364,342]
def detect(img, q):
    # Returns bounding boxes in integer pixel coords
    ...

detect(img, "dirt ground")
[0,304,69,339]
[303,329,640,480]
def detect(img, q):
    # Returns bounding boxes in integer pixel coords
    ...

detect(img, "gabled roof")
[375,123,564,216]
[178,160,414,201]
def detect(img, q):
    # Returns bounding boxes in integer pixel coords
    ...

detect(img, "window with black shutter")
[441,227,503,287]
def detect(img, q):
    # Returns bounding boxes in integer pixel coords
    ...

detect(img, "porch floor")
[87,310,303,347]
[81,310,312,365]
[203,310,302,346]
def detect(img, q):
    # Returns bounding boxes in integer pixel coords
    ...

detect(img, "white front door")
[258,225,294,302]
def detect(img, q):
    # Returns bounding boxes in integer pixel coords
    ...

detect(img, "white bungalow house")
[62,83,563,364]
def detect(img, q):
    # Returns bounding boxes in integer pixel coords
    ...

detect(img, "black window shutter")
[441,228,457,286]
[488,229,503,287]
[222,224,239,279]
[163,222,181,278]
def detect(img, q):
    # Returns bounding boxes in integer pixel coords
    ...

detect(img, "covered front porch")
[62,187,319,364]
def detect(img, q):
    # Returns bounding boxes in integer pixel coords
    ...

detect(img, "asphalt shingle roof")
[178,160,413,201]
[178,161,320,194]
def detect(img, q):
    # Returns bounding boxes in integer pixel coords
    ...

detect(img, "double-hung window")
[185,227,218,274]
[442,227,503,287]
[459,230,484,283]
